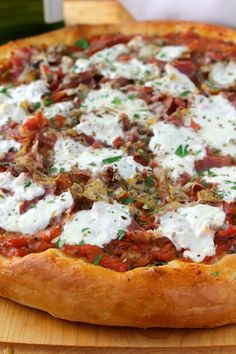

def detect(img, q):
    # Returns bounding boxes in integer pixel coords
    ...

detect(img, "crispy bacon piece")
[195,155,234,171]
[88,34,133,54]
[22,113,48,131]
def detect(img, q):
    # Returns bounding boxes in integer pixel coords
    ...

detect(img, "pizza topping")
[0,103,27,127]
[0,139,21,155]
[56,201,132,247]
[0,172,45,201]
[146,64,197,97]
[81,85,151,122]
[185,95,236,157]
[0,190,73,234]
[149,121,206,179]
[158,204,226,262]
[202,166,236,202]
[52,137,145,181]
[43,101,74,119]
[0,80,48,104]
[156,45,189,62]
[209,61,236,89]
[74,111,124,145]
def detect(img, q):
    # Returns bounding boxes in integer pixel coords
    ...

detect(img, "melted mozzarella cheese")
[0,191,73,234]
[127,36,159,59]
[158,204,226,262]
[100,58,160,81]
[8,80,48,104]
[82,85,150,122]
[185,95,236,157]
[57,201,131,247]
[209,61,236,89]
[91,44,128,64]
[74,111,124,145]
[203,166,236,203]
[0,103,27,127]
[73,58,92,73]
[0,139,21,155]
[156,45,189,62]
[44,101,74,119]
[149,122,206,179]
[0,172,45,201]
[52,137,144,180]
[146,64,197,97]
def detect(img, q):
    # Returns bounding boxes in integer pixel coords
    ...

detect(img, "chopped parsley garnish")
[180,90,191,97]
[133,113,140,119]
[49,167,58,174]
[145,175,154,188]
[32,102,41,110]
[93,253,104,265]
[75,38,90,49]
[207,170,217,177]
[24,180,32,189]
[78,240,85,246]
[81,227,91,234]
[0,86,12,98]
[43,97,54,106]
[211,271,220,277]
[127,94,137,100]
[102,155,123,164]
[117,229,126,240]
[112,97,122,106]
[231,186,236,190]
[55,238,66,248]
[175,144,189,157]
[122,197,135,205]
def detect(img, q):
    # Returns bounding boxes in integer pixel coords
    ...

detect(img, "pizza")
[0,21,235,328]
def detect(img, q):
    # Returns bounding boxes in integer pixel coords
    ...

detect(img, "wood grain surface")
[1,297,236,353]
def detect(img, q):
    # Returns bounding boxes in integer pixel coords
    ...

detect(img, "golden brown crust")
[1,249,236,328]
[0,21,236,328]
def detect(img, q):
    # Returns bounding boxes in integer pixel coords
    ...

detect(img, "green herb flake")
[102,155,123,164]
[49,167,58,174]
[207,170,217,177]
[81,227,91,234]
[122,197,135,205]
[180,90,191,97]
[117,229,126,240]
[0,86,12,98]
[55,238,66,248]
[211,271,220,277]
[127,94,137,100]
[93,253,104,265]
[75,38,90,50]
[78,240,85,246]
[231,186,236,190]
[145,175,154,188]
[33,101,41,110]
[175,144,189,157]
[24,180,32,189]
[112,97,122,106]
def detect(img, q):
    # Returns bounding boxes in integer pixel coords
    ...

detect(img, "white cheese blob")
[127,36,159,59]
[156,45,189,62]
[82,85,150,122]
[43,101,74,119]
[74,111,124,145]
[203,166,236,203]
[0,172,45,201]
[58,201,132,247]
[0,191,73,234]
[8,80,48,104]
[73,58,92,74]
[149,122,206,179]
[158,204,226,262]
[146,64,197,97]
[209,61,236,89]
[0,103,27,127]
[100,58,160,81]
[185,95,236,157]
[91,43,129,64]
[0,139,21,155]
[52,137,144,180]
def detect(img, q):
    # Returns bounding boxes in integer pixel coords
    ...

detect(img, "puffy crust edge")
[1,249,236,328]
[0,20,236,59]
[0,21,236,328]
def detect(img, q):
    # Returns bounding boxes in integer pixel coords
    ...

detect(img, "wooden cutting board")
[1,296,236,353]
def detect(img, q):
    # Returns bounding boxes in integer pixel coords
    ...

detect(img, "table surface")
[1,1,236,353]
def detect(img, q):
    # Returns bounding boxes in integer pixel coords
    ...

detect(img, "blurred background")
[1,0,235,44]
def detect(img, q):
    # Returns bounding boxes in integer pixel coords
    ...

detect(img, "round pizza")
[0,21,235,328]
